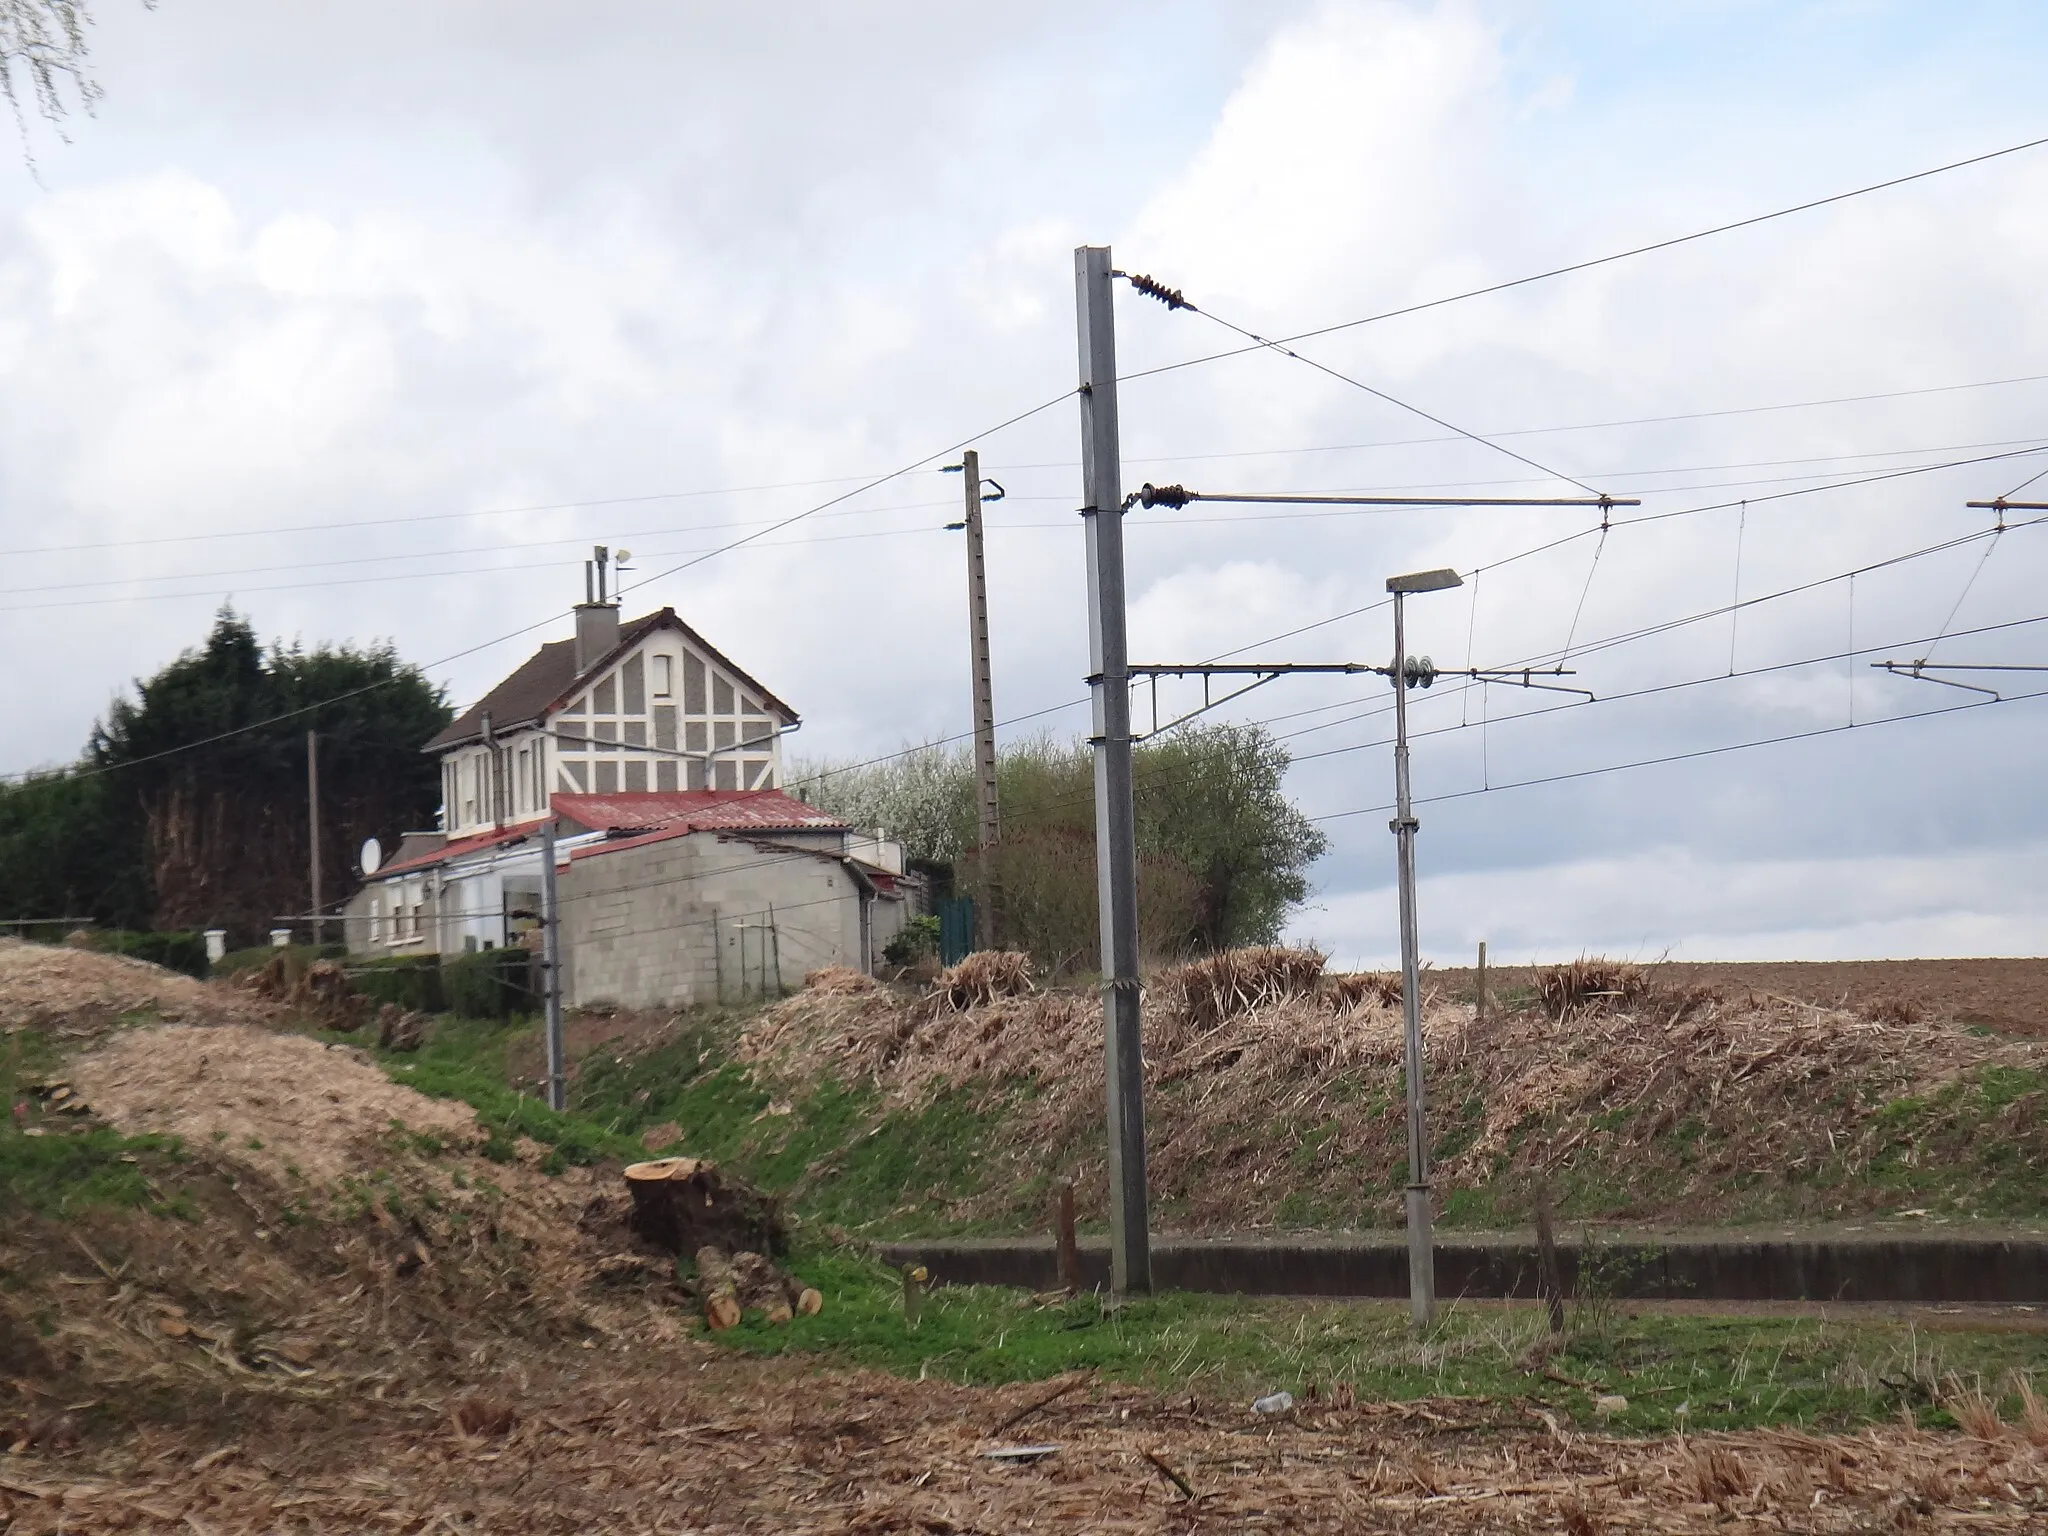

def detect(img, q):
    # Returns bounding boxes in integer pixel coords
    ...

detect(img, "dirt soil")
[1,1352,2043,1533]
[1431,957,2048,1038]
[0,937,282,1036]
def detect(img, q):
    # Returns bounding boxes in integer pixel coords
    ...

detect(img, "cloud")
[3,0,2047,961]
[1300,841,2048,967]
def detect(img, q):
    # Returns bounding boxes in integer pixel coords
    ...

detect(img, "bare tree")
[1,0,135,153]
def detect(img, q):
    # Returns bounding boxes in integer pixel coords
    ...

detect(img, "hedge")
[349,953,446,1014]
[88,930,210,980]
[442,947,536,1019]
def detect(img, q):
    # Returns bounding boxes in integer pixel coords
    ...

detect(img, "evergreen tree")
[0,607,452,942]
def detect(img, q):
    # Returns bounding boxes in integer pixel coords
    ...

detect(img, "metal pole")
[1390,591,1435,1329]
[1076,244,1149,1297]
[962,448,1002,949]
[540,819,567,1111]
[306,730,322,949]
[1476,939,1488,1023]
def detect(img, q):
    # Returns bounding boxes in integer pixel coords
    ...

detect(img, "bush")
[351,953,446,1014]
[211,942,342,980]
[883,914,940,967]
[442,948,535,1019]
[87,929,210,979]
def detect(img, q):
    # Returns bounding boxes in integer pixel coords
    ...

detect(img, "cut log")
[695,1246,742,1331]
[691,1245,822,1327]
[623,1157,785,1258]
[731,1251,794,1324]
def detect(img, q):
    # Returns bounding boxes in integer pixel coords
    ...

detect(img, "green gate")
[938,897,977,967]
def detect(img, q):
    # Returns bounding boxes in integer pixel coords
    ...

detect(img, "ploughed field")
[1432,956,2048,1039]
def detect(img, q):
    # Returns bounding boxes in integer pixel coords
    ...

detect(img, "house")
[342,555,916,1004]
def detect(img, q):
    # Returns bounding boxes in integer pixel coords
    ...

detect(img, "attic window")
[653,655,673,698]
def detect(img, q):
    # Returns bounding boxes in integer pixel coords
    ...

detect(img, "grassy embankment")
[7,1003,2048,1437]
[364,1003,2048,1238]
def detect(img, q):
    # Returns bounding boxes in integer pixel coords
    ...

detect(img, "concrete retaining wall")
[875,1233,2048,1304]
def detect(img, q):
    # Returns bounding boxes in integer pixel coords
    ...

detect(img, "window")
[462,757,477,827]
[516,748,531,813]
[653,655,673,697]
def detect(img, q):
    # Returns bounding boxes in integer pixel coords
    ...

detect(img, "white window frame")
[653,653,673,698]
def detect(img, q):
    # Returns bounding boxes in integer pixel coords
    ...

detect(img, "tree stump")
[623,1157,785,1258]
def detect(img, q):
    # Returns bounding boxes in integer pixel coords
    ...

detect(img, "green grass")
[570,1020,1016,1231]
[356,1014,645,1169]
[0,1128,189,1218]
[716,1252,2048,1434]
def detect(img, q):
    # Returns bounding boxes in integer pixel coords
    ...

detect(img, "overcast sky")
[4,0,2047,966]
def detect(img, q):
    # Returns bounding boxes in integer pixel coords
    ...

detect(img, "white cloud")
[1300,842,2048,968]
[3,0,2047,960]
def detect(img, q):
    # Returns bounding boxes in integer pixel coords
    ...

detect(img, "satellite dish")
[360,837,383,876]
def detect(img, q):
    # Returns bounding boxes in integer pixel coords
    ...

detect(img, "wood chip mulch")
[2,1355,2043,1532]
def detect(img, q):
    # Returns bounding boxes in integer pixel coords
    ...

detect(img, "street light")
[1386,565,1463,1331]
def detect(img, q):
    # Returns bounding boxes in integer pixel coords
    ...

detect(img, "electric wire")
[2,391,1080,784]
[1128,278,1604,497]
[1120,132,2048,386]
[1308,683,2048,824]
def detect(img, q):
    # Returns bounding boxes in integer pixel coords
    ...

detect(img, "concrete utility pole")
[306,730,323,948]
[1075,244,1150,1297]
[959,449,1002,947]
[540,819,567,1111]
[1387,566,1463,1331]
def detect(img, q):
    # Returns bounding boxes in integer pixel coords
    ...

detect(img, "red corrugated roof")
[553,790,846,836]
[373,822,533,877]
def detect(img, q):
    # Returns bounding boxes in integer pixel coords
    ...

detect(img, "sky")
[3,0,2047,966]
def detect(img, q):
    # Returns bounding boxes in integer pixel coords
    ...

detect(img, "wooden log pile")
[694,1246,821,1330]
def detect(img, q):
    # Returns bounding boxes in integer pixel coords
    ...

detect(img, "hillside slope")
[720,952,2048,1235]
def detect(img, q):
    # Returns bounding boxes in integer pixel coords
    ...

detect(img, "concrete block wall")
[558,833,866,1010]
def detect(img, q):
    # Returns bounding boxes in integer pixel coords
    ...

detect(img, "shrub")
[351,953,446,1014]
[884,914,940,967]
[87,929,210,979]
[443,948,535,1019]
